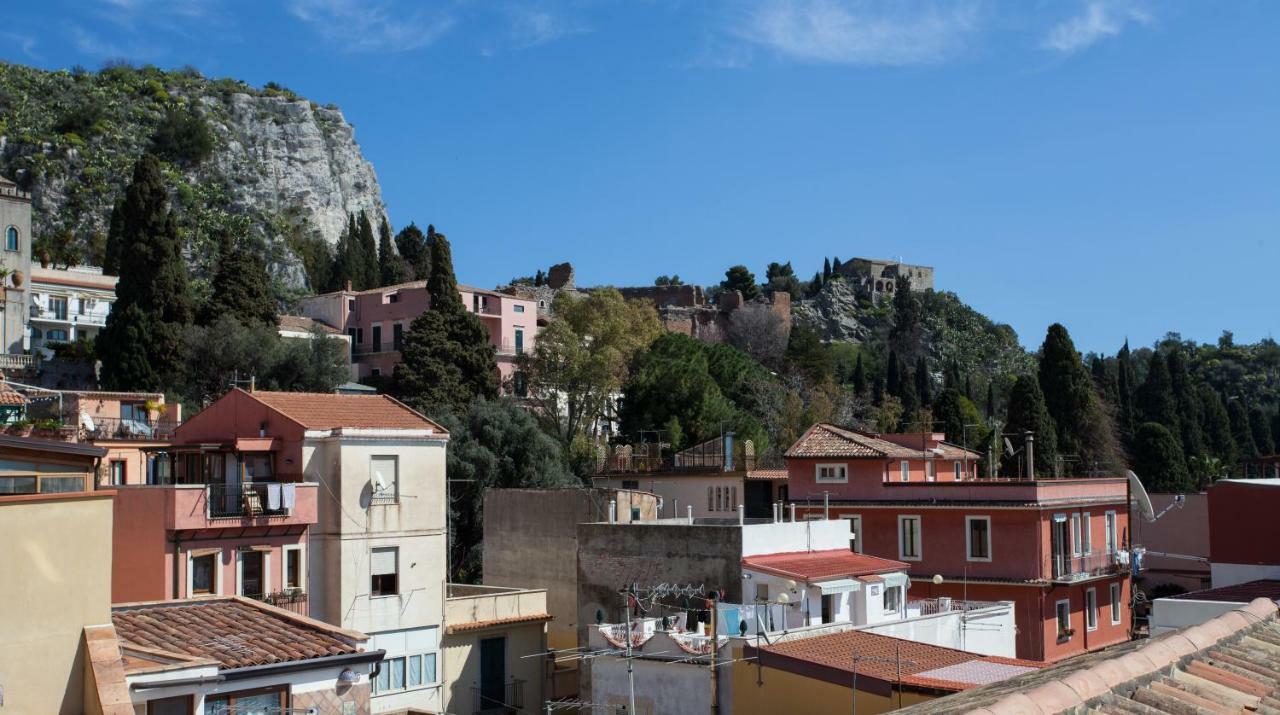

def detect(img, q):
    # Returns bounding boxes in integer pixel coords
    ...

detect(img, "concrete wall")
[442,594,547,715]
[741,519,851,556]
[859,603,1017,657]
[0,492,114,714]
[1136,493,1210,592]
[596,473,746,519]
[590,657,711,715]
[1150,598,1245,636]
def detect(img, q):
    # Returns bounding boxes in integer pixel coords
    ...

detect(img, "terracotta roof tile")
[755,629,1040,692]
[446,612,553,634]
[743,549,909,581]
[745,468,789,481]
[112,598,362,670]
[0,382,27,406]
[785,423,980,460]
[278,315,340,335]
[247,390,446,433]
[1166,579,1280,603]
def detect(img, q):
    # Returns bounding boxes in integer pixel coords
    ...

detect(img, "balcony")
[471,679,524,714]
[445,584,549,632]
[246,589,309,616]
[1051,550,1128,582]
[113,482,318,532]
[595,451,782,475]
[907,597,1006,617]
[207,482,294,519]
[493,342,526,357]
[80,417,179,442]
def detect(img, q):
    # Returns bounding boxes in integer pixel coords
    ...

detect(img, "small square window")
[816,464,847,483]
[371,547,399,596]
[514,304,525,313]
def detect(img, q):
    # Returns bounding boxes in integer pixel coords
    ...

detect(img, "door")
[744,480,772,519]
[241,551,264,597]
[514,327,524,355]
[821,594,836,624]
[1051,515,1070,578]
[372,325,382,352]
[479,636,506,710]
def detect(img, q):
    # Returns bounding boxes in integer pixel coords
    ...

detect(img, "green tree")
[889,275,922,358]
[822,258,832,283]
[784,326,833,384]
[1167,349,1204,459]
[851,353,867,395]
[442,399,576,581]
[1137,352,1179,435]
[1131,422,1192,493]
[720,265,761,300]
[763,261,802,299]
[1197,386,1237,466]
[102,200,126,274]
[394,223,431,281]
[807,272,823,297]
[517,289,661,448]
[654,275,683,286]
[149,107,214,166]
[1249,406,1274,456]
[1004,374,1058,477]
[99,154,193,390]
[394,230,498,416]
[378,216,406,286]
[915,356,932,407]
[1115,340,1137,446]
[357,211,379,289]
[1228,399,1257,462]
[200,235,277,327]
[1038,323,1119,470]
[933,387,985,448]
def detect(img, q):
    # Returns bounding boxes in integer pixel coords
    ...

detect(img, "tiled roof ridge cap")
[969,597,1280,714]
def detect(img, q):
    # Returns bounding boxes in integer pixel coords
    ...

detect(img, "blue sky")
[3,1,1277,354]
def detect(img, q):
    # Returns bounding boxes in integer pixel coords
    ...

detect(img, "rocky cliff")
[0,61,384,296]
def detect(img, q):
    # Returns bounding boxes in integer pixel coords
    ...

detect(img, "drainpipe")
[1025,432,1035,480]
[738,503,744,525]
[608,500,617,524]
[823,492,829,520]
[687,505,693,524]
[789,503,796,522]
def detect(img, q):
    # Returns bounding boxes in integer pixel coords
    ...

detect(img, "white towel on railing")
[282,483,296,510]
[266,483,281,511]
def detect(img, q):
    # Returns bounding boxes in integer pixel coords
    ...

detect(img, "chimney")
[1025,432,1035,480]
[345,279,353,292]
[723,432,735,472]
[608,499,617,523]
[738,503,744,525]
[790,503,796,522]
[687,505,694,524]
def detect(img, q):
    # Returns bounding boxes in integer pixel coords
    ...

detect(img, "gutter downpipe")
[131,675,225,691]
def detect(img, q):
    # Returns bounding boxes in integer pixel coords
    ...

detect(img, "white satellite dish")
[1127,470,1156,522]
[374,474,387,494]
[1003,437,1015,457]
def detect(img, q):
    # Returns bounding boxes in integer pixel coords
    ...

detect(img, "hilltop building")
[786,423,1132,662]
[0,175,33,358]
[836,257,934,302]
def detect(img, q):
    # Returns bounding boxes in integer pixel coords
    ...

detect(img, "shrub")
[150,107,215,166]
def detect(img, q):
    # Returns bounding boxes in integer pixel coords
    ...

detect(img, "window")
[109,460,126,486]
[1056,599,1072,638]
[371,455,398,502]
[356,328,364,344]
[243,453,272,481]
[1086,588,1098,631]
[371,367,382,377]
[966,516,991,561]
[707,486,714,512]
[4,226,17,252]
[387,292,399,303]
[1104,511,1117,555]
[630,507,640,521]
[898,515,922,560]
[884,585,901,613]
[927,460,937,481]
[348,298,356,311]
[514,327,525,355]
[146,695,192,715]
[46,328,69,342]
[715,486,723,512]
[514,304,525,313]
[954,461,963,479]
[1110,582,1123,624]
[900,461,910,481]
[1071,513,1082,556]
[239,550,265,596]
[48,296,68,320]
[375,653,438,694]
[347,328,357,344]
[538,300,546,308]
[621,480,639,490]
[730,486,737,510]
[121,402,149,424]
[205,688,286,714]
[393,323,404,351]
[513,371,527,397]
[842,514,863,553]
[1082,512,1092,554]
[371,547,399,596]
[191,553,216,595]
[372,325,382,352]
[285,546,304,591]
[816,463,847,483]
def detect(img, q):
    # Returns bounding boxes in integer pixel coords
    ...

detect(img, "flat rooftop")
[1165,579,1280,603]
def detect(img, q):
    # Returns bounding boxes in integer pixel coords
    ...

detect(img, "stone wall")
[838,257,934,302]
[616,284,705,309]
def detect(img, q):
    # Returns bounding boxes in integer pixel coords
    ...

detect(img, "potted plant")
[1058,627,1075,640]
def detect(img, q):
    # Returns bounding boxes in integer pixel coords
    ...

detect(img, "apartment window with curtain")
[371,456,398,503]
[966,516,991,561]
[1105,511,1117,554]
[898,516,922,560]
[816,464,847,483]
[1056,600,1071,638]
[954,461,962,479]
[371,547,398,596]
[1110,582,1123,624]
[1082,512,1092,554]
[1071,513,1083,556]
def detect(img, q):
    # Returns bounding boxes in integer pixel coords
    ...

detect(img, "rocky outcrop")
[791,277,880,343]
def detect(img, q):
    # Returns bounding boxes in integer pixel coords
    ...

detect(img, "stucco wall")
[442,623,546,714]
[859,604,1016,657]
[590,657,711,715]
[0,492,113,714]
[1150,598,1242,636]
[1135,493,1210,591]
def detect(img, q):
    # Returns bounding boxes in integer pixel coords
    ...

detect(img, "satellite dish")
[1127,470,1156,522]
[1003,437,1015,456]
[374,474,387,494]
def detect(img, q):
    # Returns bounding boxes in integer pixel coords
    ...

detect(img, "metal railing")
[80,417,179,441]
[1051,550,1125,581]
[472,679,524,714]
[246,590,308,615]
[595,451,782,474]
[206,483,291,519]
[907,597,1005,616]
[493,342,525,357]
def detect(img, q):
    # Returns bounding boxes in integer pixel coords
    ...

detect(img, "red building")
[787,423,1132,662]
[1207,478,1280,587]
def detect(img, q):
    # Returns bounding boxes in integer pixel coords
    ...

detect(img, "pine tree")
[720,265,761,300]
[1004,374,1059,477]
[99,154,193,390]
[1198,386,1236,466]
[851,353,867,395]
[378,216,405,287]
[394,223,430,281]
[822,258,832,283]
[915,355,932,407]
[201,235,276,327]
[1167,349,1204,459]
[393,230,498,416]
[102,200,125,275]
[1038,323,1117,469]
[1131,422,1192,492]
[357,212,379,289]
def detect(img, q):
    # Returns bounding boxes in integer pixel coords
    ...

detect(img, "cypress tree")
[201,235,277,327]
[1198,386,1236,466]
[1004,374,1059,477]
[831,256,842,273]
[886,349,903,398]
[1167,349,1204,459]
[851,353,867,395]
[1249,406,1274,456]
[378,216,405,287]
[102,200,125,275]
[985,381,996,419]
[1136,352,1179,434]
[889,275,922,357]
[1115,340,1137,446]
[807,272,822,297]
[1131,422,1192,493]
[393,230,498,415]
[394,223,430,281]
[1228,399,1257,462]
[99,154,193,390]
[822,258,831,283]
[357,211,379,289]
[915,355,932,407]
[1037,323,1114,468]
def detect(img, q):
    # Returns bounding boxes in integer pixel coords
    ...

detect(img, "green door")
[479,636,506,710]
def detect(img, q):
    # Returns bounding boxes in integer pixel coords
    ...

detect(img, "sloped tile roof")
[743,549,908,581]
[785,423,980,460]
[112,598,363,670]
[277,315,340,335]
[446,612,553,634]
[246,390,446,433]
[754,629,1039,693]
[0,382,27,406]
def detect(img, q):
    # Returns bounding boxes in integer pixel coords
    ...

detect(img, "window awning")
[883,573,911,589]
[817,579,862,595]
[234,437,279,452]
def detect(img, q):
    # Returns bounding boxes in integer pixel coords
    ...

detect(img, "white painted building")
[27,266,117,358]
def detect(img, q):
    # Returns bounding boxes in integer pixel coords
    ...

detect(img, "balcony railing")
[207,483,292,519]
[595,451,782,474]
[246,589,308,616]
[907,597,1005,617]
[494,342,525,357]
[80,417,179,441]
[1052,550,1126,582]
[472,679,524,714]
[0,353,38,369]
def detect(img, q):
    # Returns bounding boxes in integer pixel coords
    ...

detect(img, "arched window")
[5,226,17,252]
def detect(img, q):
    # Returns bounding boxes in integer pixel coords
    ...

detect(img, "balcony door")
[479,636,506,711]
[240,551,264,597]
[1051,514,1070,578]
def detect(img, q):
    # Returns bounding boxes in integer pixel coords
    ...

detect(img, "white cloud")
[733,0,982,66]
[506,6,590,49]
[1041,0,1152,54]
[0,32,40,60]
[288,0,455,53]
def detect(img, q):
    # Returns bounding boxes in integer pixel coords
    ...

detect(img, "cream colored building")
[443,585,551,714]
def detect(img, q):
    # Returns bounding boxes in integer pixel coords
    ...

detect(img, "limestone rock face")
[791,277,878,343]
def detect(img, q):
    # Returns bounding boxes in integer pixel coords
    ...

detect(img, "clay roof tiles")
[742,549,909,582]
[112,598,363,671]
[246,389,446,433]
[785,423,979,460]
[277,315,340,335]
[755,629,1040,693]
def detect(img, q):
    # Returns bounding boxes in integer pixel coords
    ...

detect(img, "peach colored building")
[787,423,1133,663]
[61,390,182,488]
[298,280,537,390]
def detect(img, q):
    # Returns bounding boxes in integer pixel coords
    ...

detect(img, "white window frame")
[707,487,714,512]
[1085,588,1098,631]
[1110,582,1123,625]
[187,550,223,597]
[953,461,962,480]
[926,460,937,481]
[965,515,992,562]
[373,652,439,695]
[883,585,902,614]
[898,515,922,561]
[371,546,399,598]
[236,549,270,597]
[1104,511,1117,555]
[1070,513,1082,557]
[816,463,848,483]
[1082,512,1092,554]
[900,461,910,481]
[1056,599,1072,639]
[282,543,306,593]
[371,455,399,503]
[841,514,863,553]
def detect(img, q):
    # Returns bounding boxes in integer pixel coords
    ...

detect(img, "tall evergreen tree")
[99,154,193,390]
[831,256,843,273]
[201,236,276,327]
[102,200,125,275]
[1228,399,1257,463]
[1038,323,1118,470]
[357,211,379,289]
[1198,386,1237,466]
[720,265,761,300]
[1131,422,1192,493]
[1136,352,1179,435]
[377,216,405,287]
[985,381,996,419]
[393,230,498,415]
[1115,340,1137,446]
[889,275,922,358]
[822,258,832,283]
[394,223,431,281]
[1249,406,1275,456]
[1004,374,1059,477]
[851,353,867,395]
[807,272,823,297]
[915,355,932,407]
[1167,349,1205,459]
[886,349,903,399]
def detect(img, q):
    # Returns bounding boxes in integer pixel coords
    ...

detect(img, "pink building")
[298,280,537,390]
